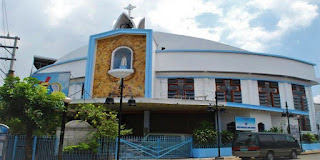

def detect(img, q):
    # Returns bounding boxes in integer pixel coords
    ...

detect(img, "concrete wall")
[155,52,317,82]
[56,120,96,148]
[38,60,86,78]
[154,77,317,133]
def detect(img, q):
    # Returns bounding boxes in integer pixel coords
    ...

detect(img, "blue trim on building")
[155,49,316,66]
[156,76,311,87]
[226,102,309,115]
[33,57,87,74]
[84,29,153,99]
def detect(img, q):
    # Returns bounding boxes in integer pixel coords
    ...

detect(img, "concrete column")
[143,111,150,136]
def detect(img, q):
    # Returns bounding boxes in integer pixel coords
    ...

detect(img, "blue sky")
[0,0,320,102]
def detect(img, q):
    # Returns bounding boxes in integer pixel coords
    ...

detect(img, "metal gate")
[118,136,192,159]
[0,124,9,160]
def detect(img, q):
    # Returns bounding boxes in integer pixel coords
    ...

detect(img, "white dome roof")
[55,45,88,63]
[54,31,247,63]
[153,32,247,51]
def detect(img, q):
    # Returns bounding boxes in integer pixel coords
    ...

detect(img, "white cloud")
[147,0,223,41]
[44,0,87,26]
[144,0,318,52]
[314,95,320,103]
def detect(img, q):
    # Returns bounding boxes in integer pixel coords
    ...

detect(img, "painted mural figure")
[119,55,128,69]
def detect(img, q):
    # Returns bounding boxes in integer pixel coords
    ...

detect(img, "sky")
[0,0,320,102]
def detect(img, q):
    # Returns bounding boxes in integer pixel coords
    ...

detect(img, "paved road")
[281,153,320,160]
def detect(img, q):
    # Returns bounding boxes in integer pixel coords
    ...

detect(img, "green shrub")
[63,139,100,153]
[302,133,317,143]
[266,127,284,133]
[221,131,234,144]
[63,143,90,152]
[192,121,217,145]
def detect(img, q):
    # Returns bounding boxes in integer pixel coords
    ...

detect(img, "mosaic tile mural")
[92,34,146,98]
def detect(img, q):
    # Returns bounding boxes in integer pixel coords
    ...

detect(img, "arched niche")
[111,46,133,70]
[258,122,265,132]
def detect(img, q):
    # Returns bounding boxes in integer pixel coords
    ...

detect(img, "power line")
[70,73,98,104]
[2,0,9,36]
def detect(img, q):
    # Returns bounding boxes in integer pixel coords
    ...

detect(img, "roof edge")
[156,49,316,66]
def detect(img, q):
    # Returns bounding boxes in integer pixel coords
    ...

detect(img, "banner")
[32,72,70,96]
[235,117,256,131]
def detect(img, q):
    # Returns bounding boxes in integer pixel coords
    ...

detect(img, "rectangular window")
[272,135,287,142]
[292,84,308,111]
[168,78,194,99]
[258,135,274,143]
[258,81,281,107]
[299,115,311,131]
[215,79,242,103]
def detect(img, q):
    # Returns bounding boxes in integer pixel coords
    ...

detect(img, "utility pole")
[0,35,20,77]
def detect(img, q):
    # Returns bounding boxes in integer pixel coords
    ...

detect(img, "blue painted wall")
[302,143,320,151]
[192,147,232,158]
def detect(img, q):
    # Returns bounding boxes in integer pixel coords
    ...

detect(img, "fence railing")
[4,135,193,160]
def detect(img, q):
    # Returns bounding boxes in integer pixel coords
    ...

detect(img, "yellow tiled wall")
[92,34,146,98]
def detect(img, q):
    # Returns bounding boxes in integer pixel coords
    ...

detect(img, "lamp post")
[58,97,72,160]
[296,115,303,151]
[207,91,225,158]
[106,68,135,160]
[281,102,293,134]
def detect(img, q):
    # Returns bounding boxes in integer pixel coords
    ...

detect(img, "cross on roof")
[124,4,136,17]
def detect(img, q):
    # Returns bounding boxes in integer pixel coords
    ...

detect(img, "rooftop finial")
[124,4,136,17]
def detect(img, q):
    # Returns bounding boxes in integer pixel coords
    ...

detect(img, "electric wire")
[70,73,99,104]
[3,0,9,36]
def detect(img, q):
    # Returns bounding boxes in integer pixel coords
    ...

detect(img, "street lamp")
[296,115,303,151]
[58,97,72,160]
[106,68,134,160]
[207,91,225,158]
[281,102,294,134]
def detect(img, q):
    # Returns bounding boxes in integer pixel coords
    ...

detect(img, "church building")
[33,7,319,138]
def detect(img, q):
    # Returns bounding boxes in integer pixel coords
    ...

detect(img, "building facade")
[33,12,319,137]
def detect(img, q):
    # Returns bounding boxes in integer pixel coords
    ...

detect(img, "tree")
[76,103,132,138]
[68,103,132,152]
[0,76,65,160]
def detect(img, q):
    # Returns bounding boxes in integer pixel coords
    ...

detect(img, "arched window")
[258,122,265,132]
[111,47,133,70]
[227,122,236,133]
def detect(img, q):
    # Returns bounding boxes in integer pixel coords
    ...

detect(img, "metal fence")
[4,135,192,160]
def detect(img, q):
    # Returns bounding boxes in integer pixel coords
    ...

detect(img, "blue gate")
[119,136,192,159]
[5,135,192,159]
[0,124,9,160]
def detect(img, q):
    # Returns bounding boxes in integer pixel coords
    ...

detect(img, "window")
[258,81,281,107]
[299,115,311,131]
[111,46,133,70]
[258,135,274,143]
[286,135,296,142]
[272,135,286,142]
[168,78,194,99]
[292,84,308,111]
[215,79,242,103]
[227,122,236,133]
[258,123,265,132]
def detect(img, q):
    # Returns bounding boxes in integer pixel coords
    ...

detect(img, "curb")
[301,150,320,155]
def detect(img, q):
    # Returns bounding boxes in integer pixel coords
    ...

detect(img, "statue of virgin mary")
[119,55,127,69]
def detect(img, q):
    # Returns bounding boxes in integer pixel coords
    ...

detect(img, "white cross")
[124,4,136,17]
